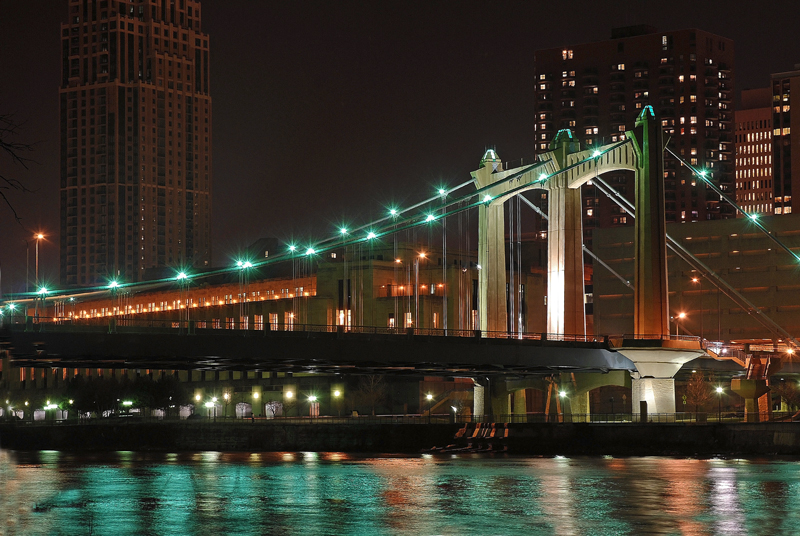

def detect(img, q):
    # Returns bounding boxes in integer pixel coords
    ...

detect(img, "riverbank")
[2,420,800,455]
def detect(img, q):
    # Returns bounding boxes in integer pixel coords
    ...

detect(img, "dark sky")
[2,0,799,294]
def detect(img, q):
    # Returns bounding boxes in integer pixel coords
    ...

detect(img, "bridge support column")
[472,381,485,420]
[631,378,675,418]
[570,391,590,423]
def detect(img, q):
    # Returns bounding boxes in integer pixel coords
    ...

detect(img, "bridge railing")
[2,317,608,343]
[8,411,796,426]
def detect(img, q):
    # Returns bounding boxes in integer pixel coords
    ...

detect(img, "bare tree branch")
[0,113,37,228]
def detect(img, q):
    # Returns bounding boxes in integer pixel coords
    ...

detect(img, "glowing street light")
[426,393,433,423]
[288,244,297,252]
[715,386,724,422]
[340,227,348,235]
[389,208,398,217]
[425,214,436,222]
[108,280,119,289]
[366,231,377,240]
[538,173,548,182]
[674,312,686,336]
[176,272,188,281]
[559,391,567,398]
[305,248,315,255]
[592,150,602,158]
[438,188,446,196]
[285,391,293,399]
[483,194,492,203]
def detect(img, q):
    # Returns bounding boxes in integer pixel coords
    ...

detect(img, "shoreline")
[2,421,800,456]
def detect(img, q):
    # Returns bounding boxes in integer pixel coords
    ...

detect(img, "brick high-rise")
[60,0,211,287]
[533,26,735,247]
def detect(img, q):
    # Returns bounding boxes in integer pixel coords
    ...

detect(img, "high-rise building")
[60,0,212,287]
[771,65,800,216]
[734,88,772,217]
[533,26,735,247]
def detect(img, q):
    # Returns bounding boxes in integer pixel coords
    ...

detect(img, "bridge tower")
[473,149,508,334]
[617,106,705,416]
[546,130,586,337]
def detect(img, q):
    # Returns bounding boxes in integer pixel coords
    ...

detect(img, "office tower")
[60,0,211,287]
[533,26,735,247]
[734,88,773,217]
[771,65,800,215]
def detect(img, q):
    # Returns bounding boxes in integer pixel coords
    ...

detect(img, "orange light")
[692,278,699,283]
[678,312,686,319]
[36,233,44,240]
[419,253,426,258]
[395,259,401,263]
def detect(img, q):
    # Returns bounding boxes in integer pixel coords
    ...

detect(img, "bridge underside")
[3,328,635,376]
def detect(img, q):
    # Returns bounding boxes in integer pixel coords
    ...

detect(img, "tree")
[353,375,387,416]
[0,113,35,224]
[772,382,800,411]
[685,371,715,415]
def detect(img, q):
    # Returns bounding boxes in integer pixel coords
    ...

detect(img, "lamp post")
[692,277,703,340]
[426,393,433,424]
[35,233,44,290]
[715,386,723,422]
[308,395,317,418]
[415,253,426,331]
[37,287,49,323]
[223,392,230,418]
[176,272,189,329]
[333,389,342,417]
[674,312,686,336]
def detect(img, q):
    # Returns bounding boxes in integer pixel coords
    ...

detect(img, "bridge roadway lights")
[615,339,706,418]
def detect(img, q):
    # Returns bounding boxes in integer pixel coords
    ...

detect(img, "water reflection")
[4,451,800,535]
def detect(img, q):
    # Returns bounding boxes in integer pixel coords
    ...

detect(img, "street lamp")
[715,386,723,422]
[426,393,433,424]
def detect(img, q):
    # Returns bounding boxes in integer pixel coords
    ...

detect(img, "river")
[2,450,800,535]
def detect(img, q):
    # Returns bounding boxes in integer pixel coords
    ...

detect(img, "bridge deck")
[2,326,635,375]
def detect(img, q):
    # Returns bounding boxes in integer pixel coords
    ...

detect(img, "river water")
[2,450,800,535]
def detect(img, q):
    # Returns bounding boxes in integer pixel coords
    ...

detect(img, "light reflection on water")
[3,451,800,535]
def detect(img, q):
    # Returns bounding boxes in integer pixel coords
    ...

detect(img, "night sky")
[2,0,799,294]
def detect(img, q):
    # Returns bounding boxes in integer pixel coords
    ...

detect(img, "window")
[212,318,220,329]
[226,317,235,329]
[284,312,294,331]
[405,312,413,328]
[240,316,249,330]
[562,49,573,60]
[269,313,278,330]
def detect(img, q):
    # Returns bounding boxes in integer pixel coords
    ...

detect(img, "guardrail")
[5,411,797,426]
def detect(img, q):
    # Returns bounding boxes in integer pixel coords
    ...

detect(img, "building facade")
[592,213,800,347]
[59,0,212,288]
[734,88,773,217]
[533,26,736,248]
[771,66,800,216]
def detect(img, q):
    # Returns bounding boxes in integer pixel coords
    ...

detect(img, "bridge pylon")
[614,106,705,416]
